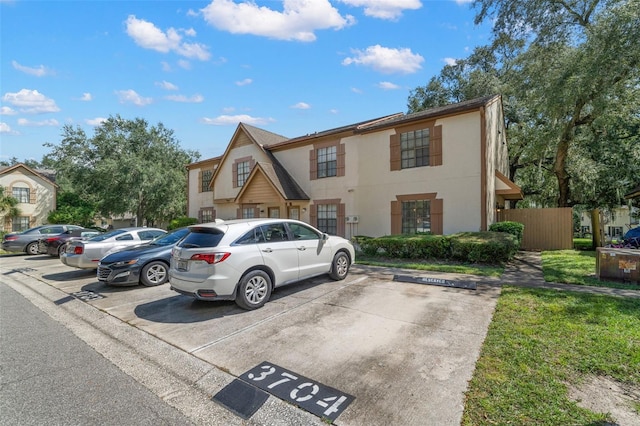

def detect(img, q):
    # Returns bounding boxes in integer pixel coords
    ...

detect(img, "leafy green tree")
[0,186,21,219]
[44,116,199,227]
[47,191,98,227]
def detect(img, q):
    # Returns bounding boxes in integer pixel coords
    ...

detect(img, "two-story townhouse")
[0,163,58,232]
[186,95,523,238]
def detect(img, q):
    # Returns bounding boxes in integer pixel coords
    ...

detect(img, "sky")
[0,0,492,163]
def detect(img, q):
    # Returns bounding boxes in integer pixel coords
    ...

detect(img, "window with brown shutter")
[310,141,345,180]
[310,199,345,236]
[391,193,443,235]
[390,123,442,171]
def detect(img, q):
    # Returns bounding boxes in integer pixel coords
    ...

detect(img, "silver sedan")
[60,227,166,269]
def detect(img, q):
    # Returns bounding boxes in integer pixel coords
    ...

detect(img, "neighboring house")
[0,163,58,232]
[625,184,640,200]
[186,95,523,238]
[579,205,640,239]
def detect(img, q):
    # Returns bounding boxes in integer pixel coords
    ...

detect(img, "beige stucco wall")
[272,111,485,237]
[0,168,56,229]
[187,166,214,218]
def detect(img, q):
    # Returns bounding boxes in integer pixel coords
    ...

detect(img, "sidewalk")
[497,251,640,299]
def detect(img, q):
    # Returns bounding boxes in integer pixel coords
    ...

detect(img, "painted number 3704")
[242,362,354,421]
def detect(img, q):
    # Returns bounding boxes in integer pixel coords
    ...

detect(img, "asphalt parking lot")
[1,254,501,425]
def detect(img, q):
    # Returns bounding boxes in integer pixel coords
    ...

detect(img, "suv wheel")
[329,252,350,280]
[235,270,272,310]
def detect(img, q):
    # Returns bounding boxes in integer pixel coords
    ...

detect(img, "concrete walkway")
[497,251,640,299]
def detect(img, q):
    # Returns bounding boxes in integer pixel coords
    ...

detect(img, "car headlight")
[112,259,139,267]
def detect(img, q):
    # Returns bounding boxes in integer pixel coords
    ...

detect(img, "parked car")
[97,227,190,287]
[37,228,103,257]
[169,218,355,310]
[2,224,84,254]
[60,227,166,270]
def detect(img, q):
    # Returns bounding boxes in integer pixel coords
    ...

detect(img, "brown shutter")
[430,125,443,166]
[232,162,238,188]
[309,149,317,180]
[310,204,317,228]
[236,208,241,219]
[391,200,401,234]
[198,209,203,223]
[29,188,37,204]
[337,144,346,177]
[337,203,346,237]
[431,198,443,235]
[254,207,260,218]
[198,171,203,193]
[390,133,401,171]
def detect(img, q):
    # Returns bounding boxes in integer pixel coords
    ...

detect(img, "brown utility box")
[595,247,640,284]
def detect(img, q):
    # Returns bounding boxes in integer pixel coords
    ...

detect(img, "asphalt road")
[1,253,501,425]
[0,282,193,426]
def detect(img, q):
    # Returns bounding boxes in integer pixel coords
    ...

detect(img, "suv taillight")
[190,252,230,264]
[74,246,84,255]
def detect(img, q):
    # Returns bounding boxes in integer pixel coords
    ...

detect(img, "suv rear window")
[178,228,224,248]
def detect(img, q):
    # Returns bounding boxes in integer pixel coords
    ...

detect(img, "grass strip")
[462,286,640,425]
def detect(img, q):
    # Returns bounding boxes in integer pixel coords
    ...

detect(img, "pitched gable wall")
[0,165,57,230]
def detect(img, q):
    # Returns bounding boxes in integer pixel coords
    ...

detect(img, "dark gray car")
[2,224,84,254]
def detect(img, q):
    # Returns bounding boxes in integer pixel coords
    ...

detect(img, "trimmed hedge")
[488,221,524,246]
[355,231,519,264]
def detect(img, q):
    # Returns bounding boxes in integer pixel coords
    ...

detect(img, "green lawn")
[462,286,640,425]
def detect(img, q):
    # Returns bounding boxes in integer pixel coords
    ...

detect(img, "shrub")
[489,221,524,246]
[167,216,198,230]
[449,232,519,263]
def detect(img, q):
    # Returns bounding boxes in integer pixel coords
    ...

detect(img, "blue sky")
[1,0,490,163]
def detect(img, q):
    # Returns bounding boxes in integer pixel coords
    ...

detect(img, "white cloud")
[1,106,17,115]
[115,89,153,106]
[377,81,400,90]
[342,45,423,74]
[200,114,274,125]
[125,15,211,60]
[201,0,355,42]
[11,60,54,77]
[178,59,191,69]
[161,61,172,72]
[156,80,179,90]
[235,78,253,86]
[85,117,107,126]
[17,118,59,127]
[291,102,311,109]
[165,94,204,103]
[2,89,60,113]
[351,87,363,94]
[329,108,339,114]
[338,0,421,20]
[75,92,93,101]
[455,0,473,4]
[443,57,457,66]
[0,122,17,134]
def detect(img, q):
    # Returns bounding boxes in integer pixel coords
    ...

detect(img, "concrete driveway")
[1,254,501,425]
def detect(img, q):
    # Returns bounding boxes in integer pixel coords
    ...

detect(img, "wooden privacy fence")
[496,208,573,250]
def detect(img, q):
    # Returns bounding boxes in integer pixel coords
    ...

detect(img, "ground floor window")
[199,208,214,223]
[12,216,30,232]
[268,207,280,218]
[401,200,431,234]
[316,204,337,235]
[608,226,623,238]
[242,207,255,219]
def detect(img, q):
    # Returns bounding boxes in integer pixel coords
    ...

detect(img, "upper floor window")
[201,169,212,192]
[317,146,337,178]
[236,161,251,186]
[13,187,30,203]
[401,129,430,169]
[310,142,345,180]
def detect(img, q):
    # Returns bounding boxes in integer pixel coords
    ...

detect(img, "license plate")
[177,260,188,270]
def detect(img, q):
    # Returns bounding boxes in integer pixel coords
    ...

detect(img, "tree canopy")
[408,0,640,210]
[44,116,199,227]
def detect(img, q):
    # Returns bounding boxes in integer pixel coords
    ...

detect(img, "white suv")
[169,218,355,310]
